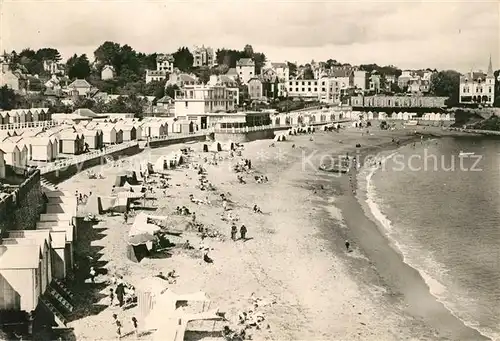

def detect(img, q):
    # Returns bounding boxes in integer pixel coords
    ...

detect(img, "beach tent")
[274,134,286,142]
[123,181,145,193]
[209,142,222,152]
[114,174,129,187]
[127,243,150,263]
[224,141,235,151]
[137,276,170,318]
[99,196,117,212]
[84,194,103,215]
[202,143,209,152]
[153,156,167,172]
[110,196,129,213]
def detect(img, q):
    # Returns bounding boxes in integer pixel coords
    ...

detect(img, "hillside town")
[0,35,499,341]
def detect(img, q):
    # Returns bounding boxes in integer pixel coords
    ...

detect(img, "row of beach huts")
[0,118,174,169]
[0,186,77,327]
[0,108,52,125]
[354,111,455,121]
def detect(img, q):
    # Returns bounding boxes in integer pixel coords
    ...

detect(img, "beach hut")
[201,143,209,152]
[6,230,52,294]
[142,121,164,138]
[17,110,26,123]
[0,244,43,311]
[117,124,137,142]
[58,131,84,155]
[0,149,5,178]
[36,221,74,277]
[27,136,54,162]
[0,111,10,125]
[209,142,222,152]
[101,125,118,144]
[134,124,143,141]
[1,143,23,168]
[80,128,103,150]
[273,134,286,142]
[37,229,67,279]
[9,110,20,124]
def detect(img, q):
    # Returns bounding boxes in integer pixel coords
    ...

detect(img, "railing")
[445,127,500,135]
[39,141,139,174]
[147,130,210,143]
[0,120,59,131]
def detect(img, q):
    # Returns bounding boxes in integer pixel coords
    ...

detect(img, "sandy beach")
[56,125,485,341]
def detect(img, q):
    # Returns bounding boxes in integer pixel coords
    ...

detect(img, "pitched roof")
[179,74,196,82]
[271,62,288,68]
[1,142,19,153]
[68,79,91,88]
[236,58,255,66]
[73,108,98,117]
[331,69,353,78]
[0,245,41,269]
[226,68,238,76]
[157,95,173,103]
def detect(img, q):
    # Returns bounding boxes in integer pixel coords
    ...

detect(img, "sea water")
[358,136,500,340]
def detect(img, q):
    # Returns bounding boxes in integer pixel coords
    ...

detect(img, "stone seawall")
[43,144,141,184]
[149,134,210,148]
[0,168,44,238]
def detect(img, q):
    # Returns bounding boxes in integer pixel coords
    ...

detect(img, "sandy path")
[59,126,442,340]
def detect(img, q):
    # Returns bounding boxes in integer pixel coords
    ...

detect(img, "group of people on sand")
[112,313,138,339]
[231,224,248,241]
[75,190,92,205]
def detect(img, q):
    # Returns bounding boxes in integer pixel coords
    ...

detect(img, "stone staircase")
[52,278,74,301]
[40,297,67,327]
[48,287,73,313]
[40,177,58,191]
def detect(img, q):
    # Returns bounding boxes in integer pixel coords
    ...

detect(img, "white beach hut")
[0,244,43,311]
[1,143,23,168]
[27,136,54,162]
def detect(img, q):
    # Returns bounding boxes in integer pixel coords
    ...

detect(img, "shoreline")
[332,131,490,340]
[56,126,490,340]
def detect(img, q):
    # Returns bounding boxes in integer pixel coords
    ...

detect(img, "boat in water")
[459,151,475,156]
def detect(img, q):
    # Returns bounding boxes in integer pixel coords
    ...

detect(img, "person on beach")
[123,212,128,223]
[116,283,125,307]
[89,267,96,283]
[240,225,247,240]
[131,317,138,336]
[231,225,238,241]
[345,240,350,252]
[109,288,114,306]
[115,319,122,339]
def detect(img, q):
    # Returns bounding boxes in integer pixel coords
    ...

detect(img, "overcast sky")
[1,0,499,73]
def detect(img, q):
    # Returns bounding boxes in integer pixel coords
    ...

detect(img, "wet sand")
[58,125,485,340]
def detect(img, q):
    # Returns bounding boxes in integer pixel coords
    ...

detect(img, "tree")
[429,70,460,106]
[243,44,254,58]
[144,79,167,98]
[390,82,403,93]
[303,66,314,79]
[94,41,122,70]
[173,47,193,72]
[0,85,21,109]
[67,54,91,79]
[287,62,298,78]
[36,48,61,62]
[165,84,179,99]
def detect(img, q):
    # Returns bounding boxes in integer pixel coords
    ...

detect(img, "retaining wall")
[0,169,44,238]
[42,144,141,184]
[148,134,210,148]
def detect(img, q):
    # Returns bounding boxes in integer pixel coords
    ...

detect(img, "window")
[296,88,299,92]
[314,88,317,92]
[322,87,326,92]
[302,88,305,92]
[489,87,492,93]
[185,102,188,108]
[308,88,311,92]
[308,81,311,85]
[295,82,299,86]
[322,82,325,86]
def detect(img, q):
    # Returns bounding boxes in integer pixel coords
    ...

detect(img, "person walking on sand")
[131,317,138,336]
[345,240,350,252]
[240,225,247,240]
[123,212,128,224]
[231,225,237,241]
[109,288,114,306]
